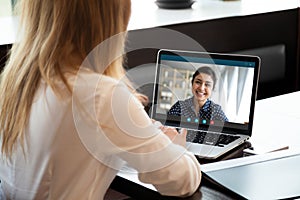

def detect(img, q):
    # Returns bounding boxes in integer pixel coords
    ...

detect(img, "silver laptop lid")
[150,49,260,136]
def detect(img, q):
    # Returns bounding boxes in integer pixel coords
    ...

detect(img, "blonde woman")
[0,0,201,199]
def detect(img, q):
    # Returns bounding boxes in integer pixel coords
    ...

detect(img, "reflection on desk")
[111,91,300,199]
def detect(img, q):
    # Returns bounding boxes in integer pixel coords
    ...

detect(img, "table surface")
[250,91,300,153]
[0,0,299,45]
[129,0,299,30]
[113,91,300,199]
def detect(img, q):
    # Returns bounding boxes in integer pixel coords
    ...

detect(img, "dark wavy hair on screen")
[191,66,217,89]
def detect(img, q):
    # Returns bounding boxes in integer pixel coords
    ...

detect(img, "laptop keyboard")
[186,130,240,147]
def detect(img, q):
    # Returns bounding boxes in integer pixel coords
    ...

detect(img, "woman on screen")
[168,66,228,122]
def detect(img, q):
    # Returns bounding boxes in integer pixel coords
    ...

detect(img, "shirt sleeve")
[95,79,202,197]
[213,104,229,121]
[167,101,181,116]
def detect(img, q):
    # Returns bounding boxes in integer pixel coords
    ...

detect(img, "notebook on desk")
[150,49,260,159]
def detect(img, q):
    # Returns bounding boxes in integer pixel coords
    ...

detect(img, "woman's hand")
[152,120,187,147]
[160,126,187,148]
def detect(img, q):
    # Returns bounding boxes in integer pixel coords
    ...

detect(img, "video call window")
[156,58,255,125]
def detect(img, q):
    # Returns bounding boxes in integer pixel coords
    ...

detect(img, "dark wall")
[0,44,11,73]
[125,8,300,100]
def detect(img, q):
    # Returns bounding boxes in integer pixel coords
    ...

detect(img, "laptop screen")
[150,49,260,135]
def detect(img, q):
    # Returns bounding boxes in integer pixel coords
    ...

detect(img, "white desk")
[115,91,300,198]
[0,0,299,45]
[129,0,299,30]
[0,16,18,45]
[250,91,300,152]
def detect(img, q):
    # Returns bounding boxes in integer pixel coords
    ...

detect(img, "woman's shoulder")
[66,69,129,104]
[208,99,222,108]
[67,68,123,89]
[181,97,194,106]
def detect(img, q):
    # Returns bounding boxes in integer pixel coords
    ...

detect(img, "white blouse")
[0,69,201,199]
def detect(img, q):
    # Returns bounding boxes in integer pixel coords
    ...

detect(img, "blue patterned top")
[168,97,228,121]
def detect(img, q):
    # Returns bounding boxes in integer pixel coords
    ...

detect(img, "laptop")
[150,49,260,159]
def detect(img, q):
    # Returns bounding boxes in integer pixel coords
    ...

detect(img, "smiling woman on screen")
[168,66,228,122]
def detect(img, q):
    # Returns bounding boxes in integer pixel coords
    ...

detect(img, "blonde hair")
[0,0,132,157]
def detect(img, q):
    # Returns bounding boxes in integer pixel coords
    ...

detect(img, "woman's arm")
[97,80,201,197]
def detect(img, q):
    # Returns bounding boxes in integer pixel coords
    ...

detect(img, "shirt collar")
[186,97,212,112]
[201,99,211,111]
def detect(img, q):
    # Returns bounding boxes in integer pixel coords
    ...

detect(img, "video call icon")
[186,117,214,125]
